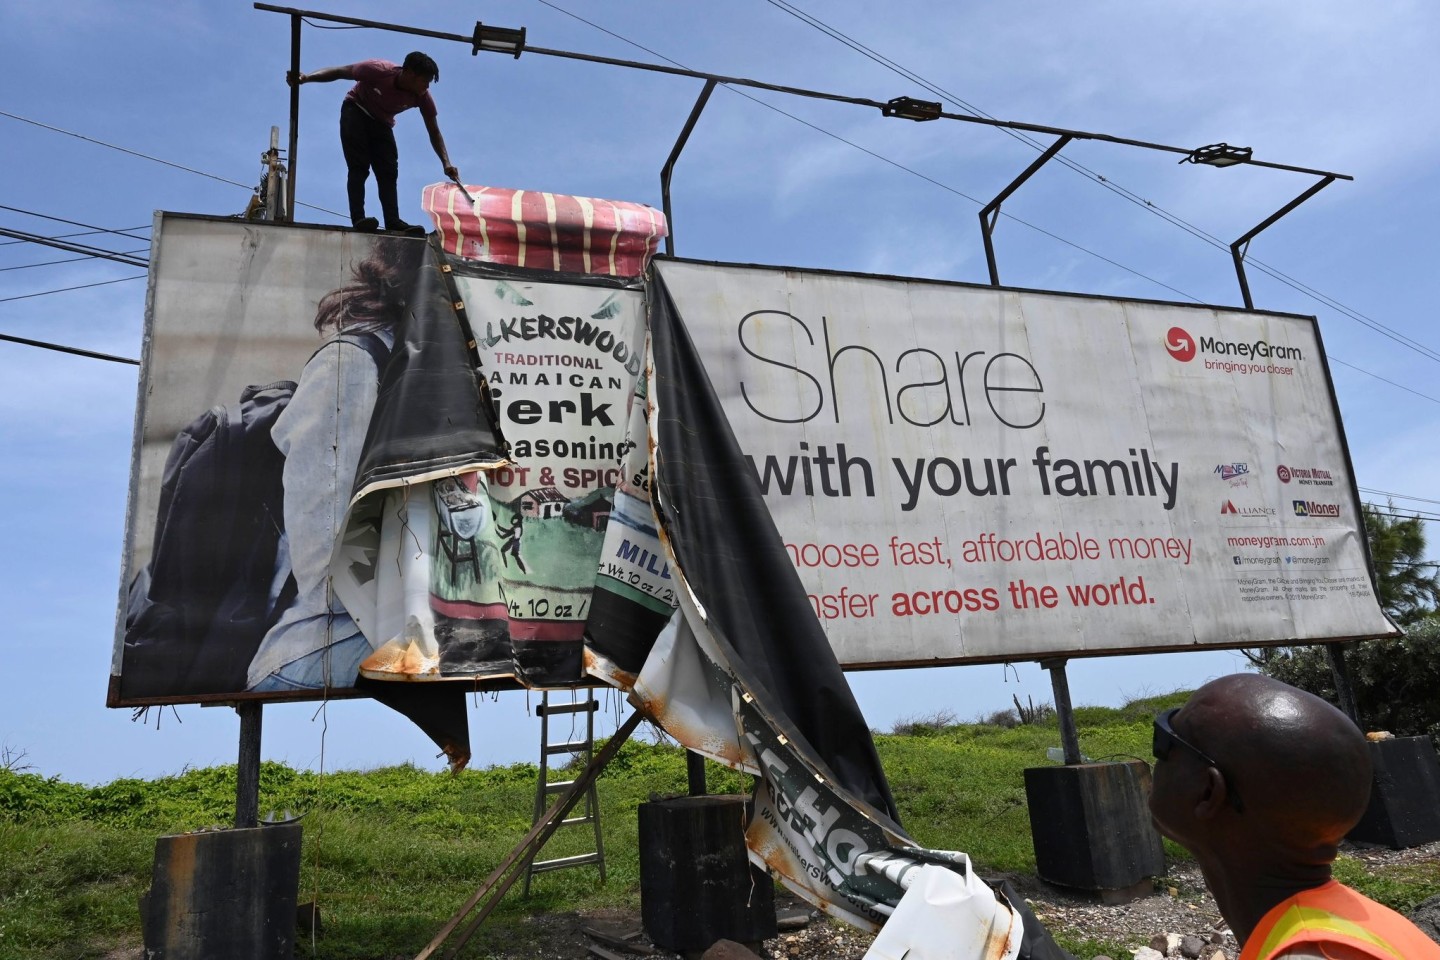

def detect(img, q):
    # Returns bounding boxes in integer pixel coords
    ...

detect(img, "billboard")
[651,258,1397,666]
[113,216,510,704]
[112,217,1394,707]
[113,214,660,705]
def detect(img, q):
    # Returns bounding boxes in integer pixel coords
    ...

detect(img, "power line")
[1360,488,1440,508]
[0,110,347,220]
[0,204,151,243]
[0,225,150,248]
[0,275,145,304]
[0,227,149,269]
[538,1,1440,402]
[0,332,138,365]
[759,0,1440,367]
[0,249,150,272]
[1326,355,1440,406]
[536,0,1198,302]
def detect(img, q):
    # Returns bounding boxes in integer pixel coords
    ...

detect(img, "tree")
[1362,501,1440,625]
[1253,502,1440,741]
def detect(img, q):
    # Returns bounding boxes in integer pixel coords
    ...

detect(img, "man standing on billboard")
[288,52,459,234]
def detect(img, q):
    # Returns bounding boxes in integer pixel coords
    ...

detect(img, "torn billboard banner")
[112,216,663,705]
[337,258,654,688]
[113,217,510,705]
[618,268,1056,956]
[648,257,1397,665]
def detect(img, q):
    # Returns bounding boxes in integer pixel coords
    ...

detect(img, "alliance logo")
[1293,500,1341,518]
[1222,500,1276,517]
[1166,327,1196,362]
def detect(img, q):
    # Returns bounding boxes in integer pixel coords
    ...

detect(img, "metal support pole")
[235,701,263,828]
[1041,658,1083,765]
[979,135,1071,286]
[1325,642,1360,725]
[661,79,716,257]
[287,13,301,222]
[686,750,707,796]
[1230,175,1335,309]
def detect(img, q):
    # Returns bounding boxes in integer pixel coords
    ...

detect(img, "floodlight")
[472,22,526,58]
[1182,142,1253,167]
[881,96,943,122]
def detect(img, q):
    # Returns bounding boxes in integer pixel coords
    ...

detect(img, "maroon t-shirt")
[343,59,437,127]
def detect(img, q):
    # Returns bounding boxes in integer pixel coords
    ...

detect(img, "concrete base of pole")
[142,823,302,960]
[1348,736,1440,849]
[1024,760,1164,896]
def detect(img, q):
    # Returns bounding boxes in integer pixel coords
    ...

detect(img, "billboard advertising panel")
[652,258,1397,667]
[113,216,509,705]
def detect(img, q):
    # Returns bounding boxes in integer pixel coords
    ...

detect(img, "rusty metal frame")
[980,134,1071,287]
[414,709,644,960]
[1230,175,1336,309]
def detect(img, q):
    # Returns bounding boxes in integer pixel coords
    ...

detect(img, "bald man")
[1149,674,1440,960]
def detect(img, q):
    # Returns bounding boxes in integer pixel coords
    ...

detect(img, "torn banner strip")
[332,253,1057,958]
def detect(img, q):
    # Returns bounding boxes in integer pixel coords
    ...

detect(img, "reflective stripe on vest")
[1240,881,1440,960]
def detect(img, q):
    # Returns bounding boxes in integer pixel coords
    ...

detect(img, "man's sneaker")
[353,217,380,233]
[386,219,427,237]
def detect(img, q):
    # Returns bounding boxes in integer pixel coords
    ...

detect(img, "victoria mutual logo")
[1166,327,1197,362]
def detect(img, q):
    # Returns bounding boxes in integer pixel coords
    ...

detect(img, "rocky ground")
[101,839,1440,959]
[476,838,1440,960]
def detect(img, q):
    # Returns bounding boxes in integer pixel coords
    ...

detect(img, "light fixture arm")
[661,79,717,257]
[980,135,1072,287]
[1230,175,1336,309]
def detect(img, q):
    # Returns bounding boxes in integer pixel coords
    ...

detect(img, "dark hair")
[402,51,439,82]
[314,238,411,334]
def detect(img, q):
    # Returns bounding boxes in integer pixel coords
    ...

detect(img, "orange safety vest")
[1240,879,1440,960]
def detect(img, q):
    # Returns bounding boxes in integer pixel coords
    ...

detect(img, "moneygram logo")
[1166,327,1196,362]
[1167,328,1304,376]
[1222,500,1276,518]
[1293,500,1340,518]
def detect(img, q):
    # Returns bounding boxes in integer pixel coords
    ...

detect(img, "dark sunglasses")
[1153,707,1244,812]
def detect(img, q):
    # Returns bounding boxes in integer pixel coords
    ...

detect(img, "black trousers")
[339,99,400,227]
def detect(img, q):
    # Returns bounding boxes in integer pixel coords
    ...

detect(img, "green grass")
[2,693,1436,959]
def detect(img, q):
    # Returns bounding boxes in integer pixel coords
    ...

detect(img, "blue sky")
[2,0,1436,785]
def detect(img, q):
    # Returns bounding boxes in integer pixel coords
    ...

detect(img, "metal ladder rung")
[535,701,599,716]
[530,852,603,874]
[524,690,607,896]
[545,741,592,755]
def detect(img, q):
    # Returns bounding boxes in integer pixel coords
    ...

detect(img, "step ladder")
[522,689,607,895]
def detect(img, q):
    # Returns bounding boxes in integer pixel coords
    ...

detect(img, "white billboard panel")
[655,259,1397,667]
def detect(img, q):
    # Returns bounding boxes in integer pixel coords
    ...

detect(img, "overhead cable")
[0,204,152,243]
[0,249,151,272]
[0,110,347,219]
[0,332,139,365]
[0,275,146,304]
[760,0,1440,366]
[536,0,1198,302]
[0,225,150,248]
[0,227,149,269]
